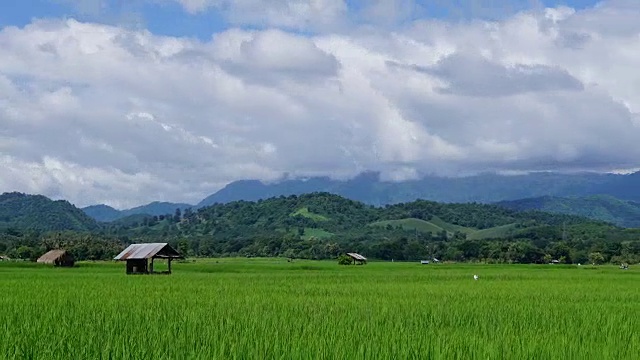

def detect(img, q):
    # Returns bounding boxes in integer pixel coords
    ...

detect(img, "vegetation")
[0,230,123,261]
[497,195,640,228]
[1,192,639,264]
[0,192,98,231]
[1,259,638,359]
[337,254,352,265]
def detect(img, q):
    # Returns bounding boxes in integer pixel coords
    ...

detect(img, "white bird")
[473,275,479,280]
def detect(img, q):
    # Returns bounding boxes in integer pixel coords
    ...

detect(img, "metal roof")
[346,252,367,261]
[114,243,182,260]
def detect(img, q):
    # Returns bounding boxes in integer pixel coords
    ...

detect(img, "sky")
[1,0,640,209]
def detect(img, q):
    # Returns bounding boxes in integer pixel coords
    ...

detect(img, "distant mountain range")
[495,195,640,228]
[81,171,640,223]
[82,202,193,222]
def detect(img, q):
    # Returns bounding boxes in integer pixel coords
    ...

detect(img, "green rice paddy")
[1,259,638,359]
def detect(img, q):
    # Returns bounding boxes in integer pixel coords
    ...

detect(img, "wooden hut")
[114,243,183,275]
[37,250,75,267]
[346,252,367,265]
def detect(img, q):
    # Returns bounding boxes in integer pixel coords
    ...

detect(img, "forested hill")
[96,192,640,263]
[190,192,595,233]
[0,192,99,231]
[496,195,640,228]
[2,192,639,264]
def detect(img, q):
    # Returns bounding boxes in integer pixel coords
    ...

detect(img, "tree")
[178,239,189,257]
[16,246,34,260]
[337,254,352,265]
[174,208,182,222]
[183,208,195,222]
[589,252,604,265]
[453,231,467,241]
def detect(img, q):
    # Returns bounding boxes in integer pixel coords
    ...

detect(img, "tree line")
[1,193,639,264]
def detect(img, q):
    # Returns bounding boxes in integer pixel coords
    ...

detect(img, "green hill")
[467,223,520,240]
[291,207,330,221]
[369,217,522,240]
[0,192,99,231]
[114,192,607,242]
[369,218,447,234]
[496,195,640,228]
[3,192,639,264]
[427,216,477,234]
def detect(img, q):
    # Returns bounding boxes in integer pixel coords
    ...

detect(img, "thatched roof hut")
[37,250,75,267]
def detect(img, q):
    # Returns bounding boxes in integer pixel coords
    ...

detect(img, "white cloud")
[2,2,640,207]
[171,0,348,30]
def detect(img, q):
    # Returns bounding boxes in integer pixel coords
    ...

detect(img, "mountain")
[82,201,194,222]
[197,177,337,207]
[496,195,640,228]
[120,202,193,218]
[82,205,122,222]
[198,171,632,207]
[83,170,640,221]
[118,191,612,246]
[0,192,99,231]
[101,192,640,264]
[5,192,639,264]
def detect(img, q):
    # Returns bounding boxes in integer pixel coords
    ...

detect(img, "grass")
[369,218,446,233]
[468,223,519,240]
[368,217,518,240]
[427,216,476,234]
[301,227,334,240]
[1,259,638,359]
[291,207,329,221]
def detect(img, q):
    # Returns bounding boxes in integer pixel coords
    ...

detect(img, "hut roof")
[346,252,367,261]
[114,243,183,261]
[37,250,71,264]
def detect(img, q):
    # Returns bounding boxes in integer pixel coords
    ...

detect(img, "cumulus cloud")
[211,29,341,85]
[391,53,585,97]
[2,1,640,208]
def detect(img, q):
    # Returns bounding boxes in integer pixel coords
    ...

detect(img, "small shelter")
[37,250,75,267]
[114,243,183,275]
[346,252,367,265]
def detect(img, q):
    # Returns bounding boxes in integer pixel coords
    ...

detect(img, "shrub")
[337,255,352,265]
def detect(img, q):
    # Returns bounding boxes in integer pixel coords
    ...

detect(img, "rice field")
[1,259,638,359]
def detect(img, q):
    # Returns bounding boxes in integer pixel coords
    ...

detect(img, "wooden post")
[150,257,154,273]
[168,258,172,274]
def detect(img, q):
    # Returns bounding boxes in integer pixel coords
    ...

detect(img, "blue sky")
[1,0,603,39]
